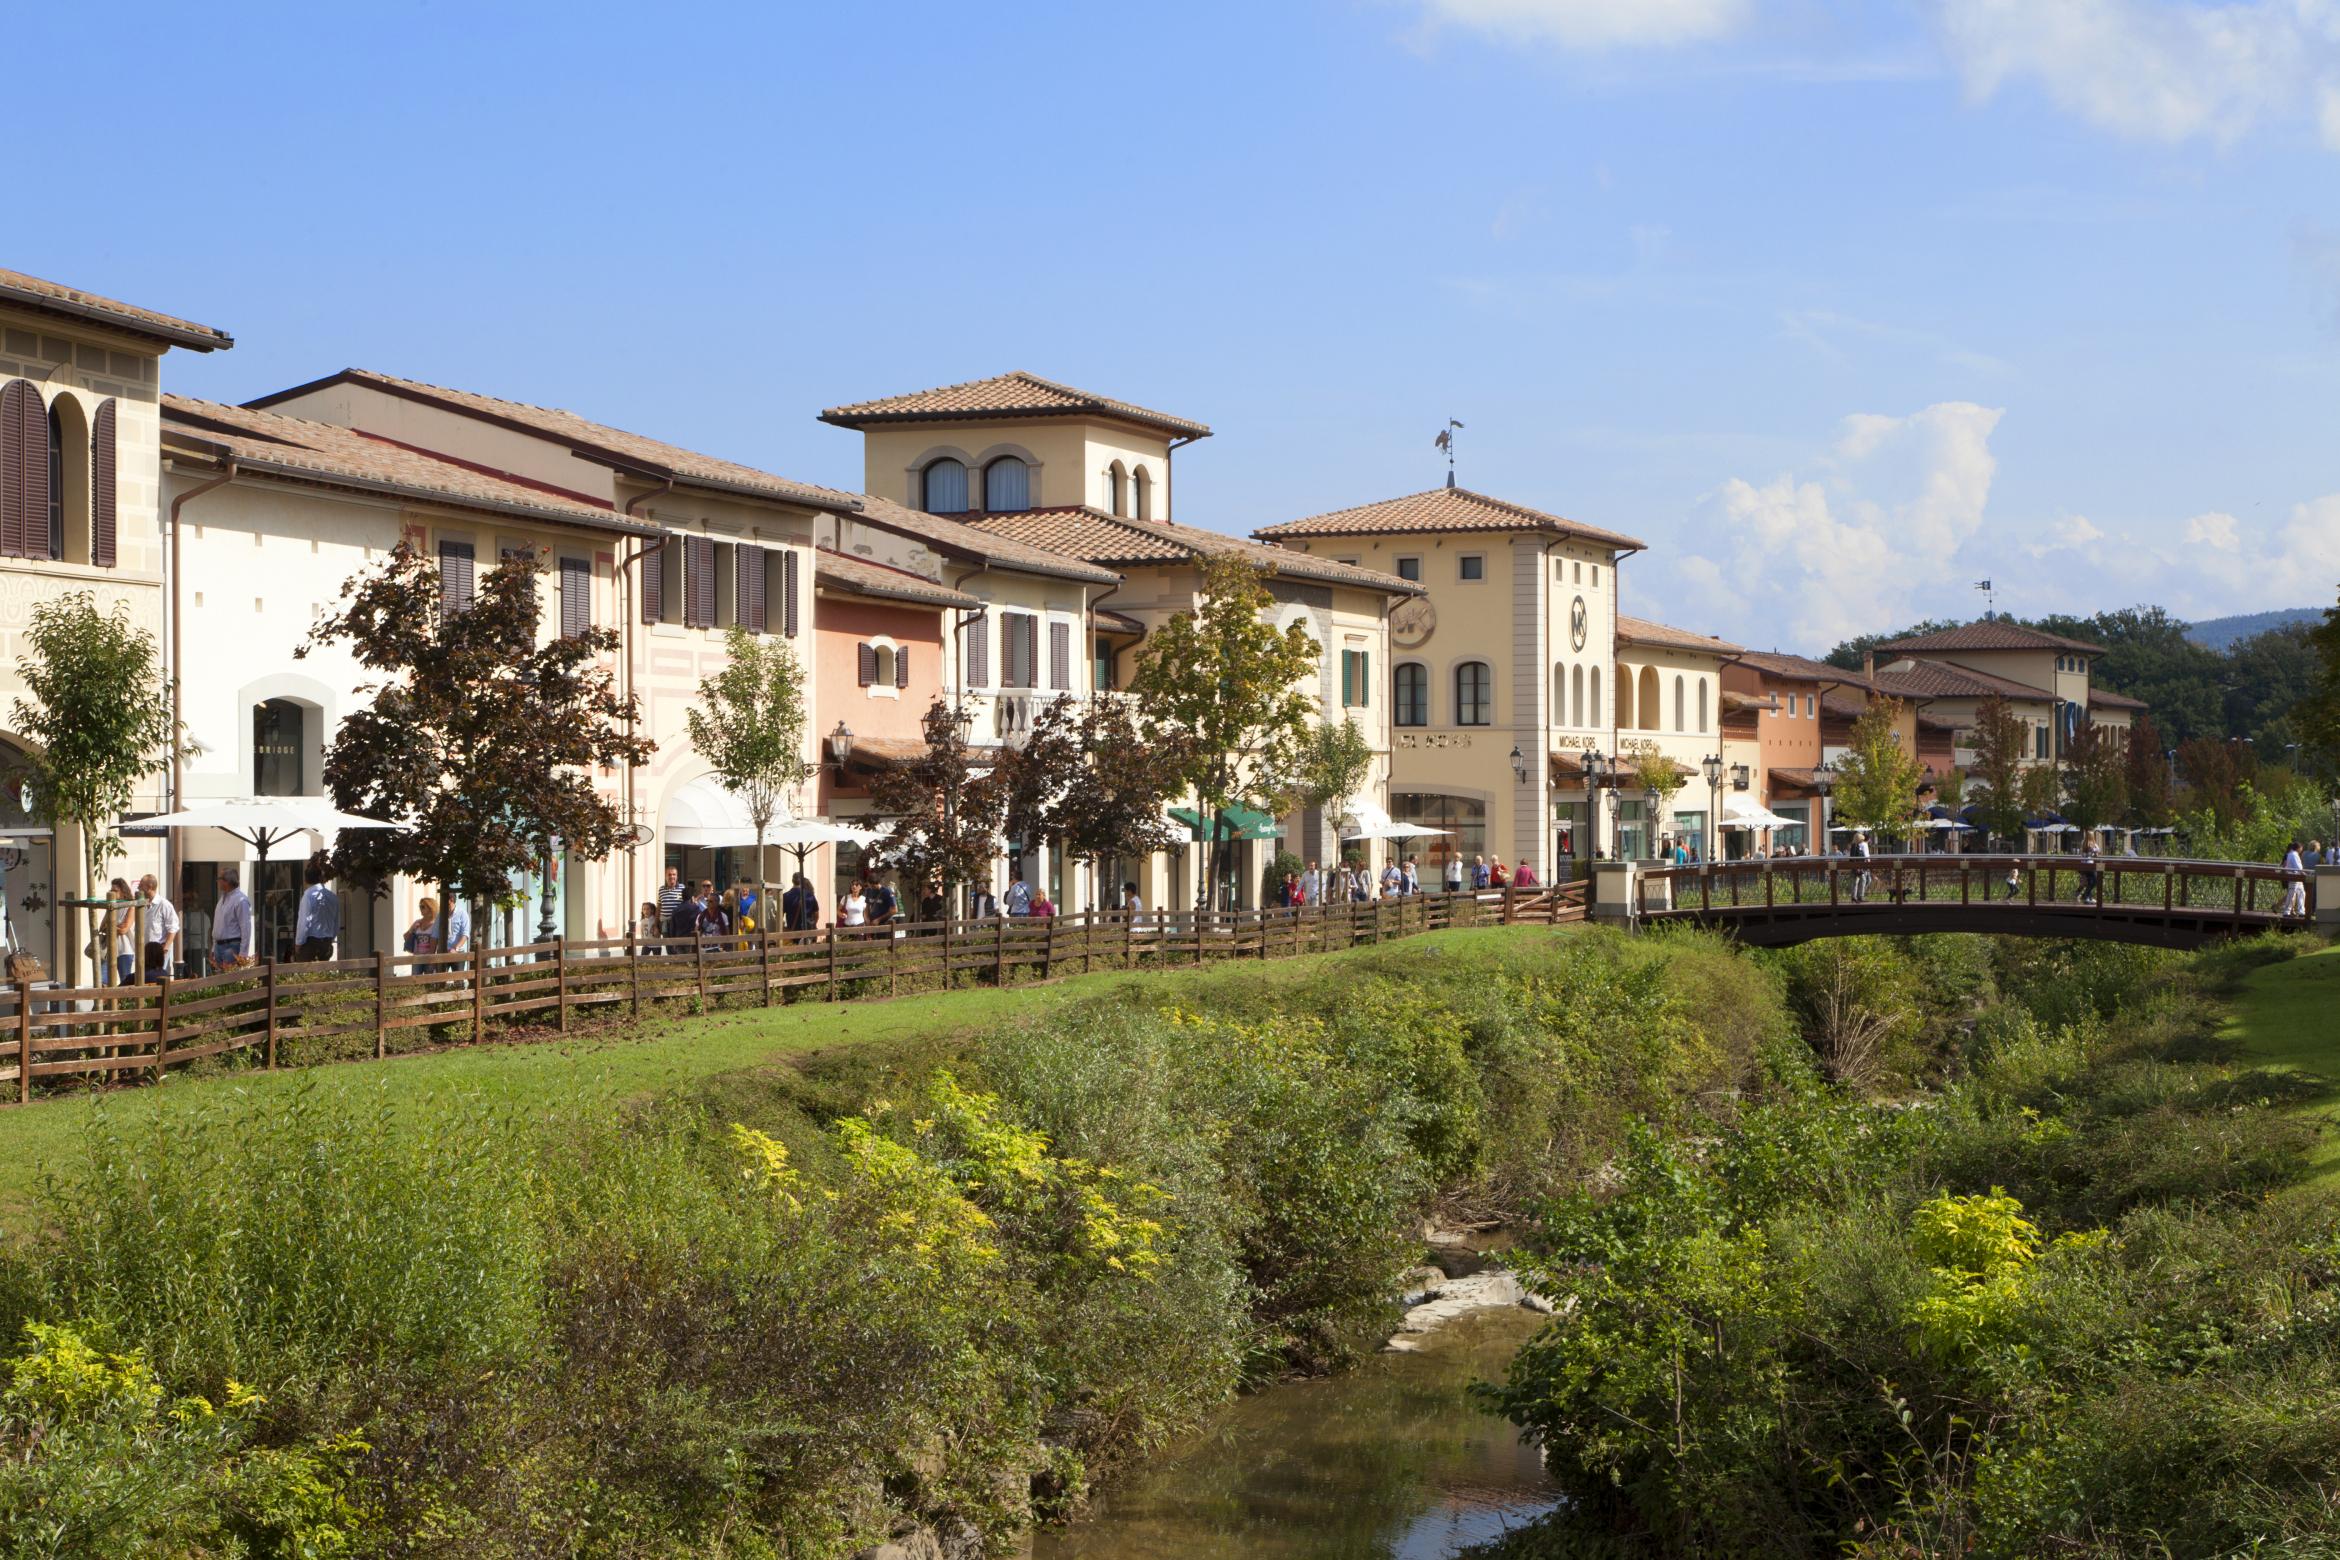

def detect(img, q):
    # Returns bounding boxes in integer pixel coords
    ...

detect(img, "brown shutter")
[1,380,46,561]
[782,549,801,637]
[737,544,766,631]
[560,556,590,638]
[438,540,475,614]
[686,537,716,628]
[90,399,117,568]
[641,535,664,623]
[895,644,910,688]
[1049,620,1071,691]
[858,642,876,686]
[967,611,990,687]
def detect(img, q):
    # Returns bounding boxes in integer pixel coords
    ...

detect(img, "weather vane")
[1974,578,1994,618]
[1433,418,1464,489]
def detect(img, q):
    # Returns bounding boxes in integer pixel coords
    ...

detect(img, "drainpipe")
[1162,434,1204,522]
[165,456,237,923]
[617,479,672,935]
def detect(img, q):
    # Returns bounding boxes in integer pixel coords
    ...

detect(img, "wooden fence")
[0,883,1584,1101]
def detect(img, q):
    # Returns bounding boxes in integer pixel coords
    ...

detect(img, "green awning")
[1169,805,1281,843]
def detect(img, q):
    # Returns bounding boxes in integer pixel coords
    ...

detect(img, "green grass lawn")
[0,927,1553,1218]
[2220,940,2340,1187]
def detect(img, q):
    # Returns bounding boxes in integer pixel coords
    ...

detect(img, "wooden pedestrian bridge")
[1592,854,2335,949]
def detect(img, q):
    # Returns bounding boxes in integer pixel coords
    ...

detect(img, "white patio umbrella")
[1720,809,1801,830]
[138,797,405,860]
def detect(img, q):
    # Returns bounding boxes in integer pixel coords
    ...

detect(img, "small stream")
[1034,1305,1557,1560]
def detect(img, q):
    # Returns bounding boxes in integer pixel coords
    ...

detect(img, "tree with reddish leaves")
[2122,713,2174,828]
[869,699,1004,918]
[301,541,652,941]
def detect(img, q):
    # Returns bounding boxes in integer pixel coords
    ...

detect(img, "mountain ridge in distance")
[2184,607,2323,651]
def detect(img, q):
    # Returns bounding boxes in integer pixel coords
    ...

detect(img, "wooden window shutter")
[858,642,876,686]
[1340,653,1353,708]
[560,556,590,638]
[687,537,716,628]
[1027,616,1042,687]
[1360,651,1370,706]
[1050,620,1071,690]
[90,399,117,568]
[736,543,766,632]
[641,535,665,623]
[967,611,990,687]
[896,644,910,688]
[0,380,44,561]
[439,539,475,614]
[782,550,801,637]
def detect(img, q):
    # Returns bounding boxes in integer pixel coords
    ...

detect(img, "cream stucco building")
[0,270,232,981]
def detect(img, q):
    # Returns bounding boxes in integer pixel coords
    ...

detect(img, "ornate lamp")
[1730,762,1751,791]
[1508,743,1528,784]
[826,720,854,766]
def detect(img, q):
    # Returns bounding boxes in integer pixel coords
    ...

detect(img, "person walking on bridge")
[2281,841,2309,920]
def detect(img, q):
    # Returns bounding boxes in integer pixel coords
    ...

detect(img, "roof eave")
[817,404,1211,440]
[0,282,233,353]
[163,439,661,539]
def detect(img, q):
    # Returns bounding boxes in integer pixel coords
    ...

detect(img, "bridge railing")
[1631,854,2316,924]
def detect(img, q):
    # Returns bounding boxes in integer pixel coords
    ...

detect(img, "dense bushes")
[1482,935,2340,1558]
[0,925,1790,1556]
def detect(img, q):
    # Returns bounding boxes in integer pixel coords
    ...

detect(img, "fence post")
[762,929,775,1008]
[471,939,487,1041]
[555,937,569,1033]
[694,931,709,1010]
[153,976,170,1083]
[1503,884,1515,925]
[826,924,839,1001]
[888,925,900,998]
[1042,913,1056,980]
[374,951,388,1059]
[264,959,279,1069]
[995,914,1008,987]
[15,979,29,1104]
[629,930,643,1022]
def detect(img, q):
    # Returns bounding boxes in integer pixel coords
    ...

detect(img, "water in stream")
[1034,1306,1558,1560]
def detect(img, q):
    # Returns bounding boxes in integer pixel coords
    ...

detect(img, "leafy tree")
[2057,716,2126,835]
[2018,764,2062,826]
[2174,735,2255,828]
[684,626,812,901]
[868,699,1003,915]
[2121,713,2174,827]
[1630,750,1689,854]
[303,542,651,939]
[11,593,184,975]
[993,693,1083,872]
[1057,696,1185,909]
[1129,555,1322,910]
[2306,590,2340,781]
[1963,695,2029,847]
[1829,698,1925,843]
[1284,716,1374,859]
[2221,624,2320,761]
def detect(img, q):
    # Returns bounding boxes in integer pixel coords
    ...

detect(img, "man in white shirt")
[1300,860,1321,905]
[211,866,253,968]
[2281,841,2308,919]
[137,873,178,980]
[295,863,340,960]
[445,896,472,953]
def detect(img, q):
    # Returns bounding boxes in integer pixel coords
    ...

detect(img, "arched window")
[1455,661,1492,726]
[1394,662,1428,727]
[1637,666,1659,732]
[922,458,969,514]
[1107,461,1127,516]
[43,395,91,566]
[1616,664,1634,728]
[1132,465,1152,520]
[1674,674,1686,732]
[1552,664,1566,726]
[1571,665,1585,727]
[873,644,898,687]
[0,380,52,561]
[1589,666,1601,728]
[253,699,309,796]
[1698,679,1708,733]
[984,456,1031,513]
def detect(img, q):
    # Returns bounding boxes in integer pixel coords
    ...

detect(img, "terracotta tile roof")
[160,396,657,538]
[813,548,977,609]
[248,369,858,511]
[1868,658,2051,702]
[1253,486,1645,552]
[0,267,233,352]
[1819,689,1870,720]
[1736,649,1873,687]
[2089,687,2148,711]
[819,371,1210,439]
[1616,615,1742,655]
[1720,689,1772,714]
[848,494,1118,584]
[965,506,1423,595]
[1767,766,1829,792]
[1094,606,1145,635]
[1876,620,2106,656]
[845,735,1002,768]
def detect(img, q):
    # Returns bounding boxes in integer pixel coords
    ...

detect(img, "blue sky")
[20,0,2340,652]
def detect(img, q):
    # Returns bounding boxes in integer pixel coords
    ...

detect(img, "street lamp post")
[1585,749,1611,858]
[1700,753,1723,864]
[1812,761,1835,854]
[537,838,559,945]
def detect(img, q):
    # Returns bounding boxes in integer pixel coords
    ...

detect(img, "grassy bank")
[1482,931,2340,1558]
[0,924,1797,1558]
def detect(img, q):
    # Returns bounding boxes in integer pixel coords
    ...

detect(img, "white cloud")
[1667,402,2004,647]
[1776,306,2012,375]
[1935,0,2340,147]
[2024,513,2107,558]
[1412,0,1750,50]
[2185,510,2242,549]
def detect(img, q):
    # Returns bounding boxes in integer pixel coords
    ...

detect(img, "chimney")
[1863,649,1875,678]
